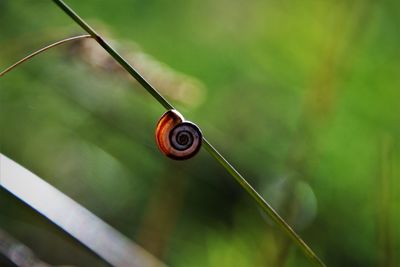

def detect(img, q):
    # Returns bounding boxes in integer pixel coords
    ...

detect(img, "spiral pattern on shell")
[155,110,202,160]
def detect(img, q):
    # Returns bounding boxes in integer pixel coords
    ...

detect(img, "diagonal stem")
[52,0,173,110]
[51,1,326,266]
[0,34,92,77]
[202,140,326,267]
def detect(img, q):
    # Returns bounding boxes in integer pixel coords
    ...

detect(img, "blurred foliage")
[1,0,399,266]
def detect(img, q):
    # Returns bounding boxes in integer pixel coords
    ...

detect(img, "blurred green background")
[1,0,399,266]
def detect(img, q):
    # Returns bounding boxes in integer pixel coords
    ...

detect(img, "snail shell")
[155,110,202,160]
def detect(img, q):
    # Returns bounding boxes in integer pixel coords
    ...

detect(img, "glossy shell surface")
[155,110,202,160]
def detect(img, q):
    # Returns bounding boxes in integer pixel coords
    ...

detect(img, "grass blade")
[0,35,91,77]
[51,1,326,266]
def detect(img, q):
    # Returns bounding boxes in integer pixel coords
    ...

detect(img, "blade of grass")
[52,0,173,111]
[202,140,326,267]
[0,35,91,77]
[51,1,326,266]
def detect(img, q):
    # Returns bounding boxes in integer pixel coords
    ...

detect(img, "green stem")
[202,139,326,267]
[51,1,326,266]
[52,0,173,110]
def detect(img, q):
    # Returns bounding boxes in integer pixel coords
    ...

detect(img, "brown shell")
[155,110,202,160]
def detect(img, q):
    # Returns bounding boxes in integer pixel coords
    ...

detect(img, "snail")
[155,110,202,160]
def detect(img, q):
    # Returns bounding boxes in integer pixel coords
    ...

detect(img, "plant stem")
[0,35,91,77]
[51,1,326,266]
[202,140,326,267]
[52,0,173,110]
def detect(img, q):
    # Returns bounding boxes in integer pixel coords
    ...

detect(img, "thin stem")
[0,34,92,77]
[51,1,326,266]
[52,0,173,110]
[202,139,326,267]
